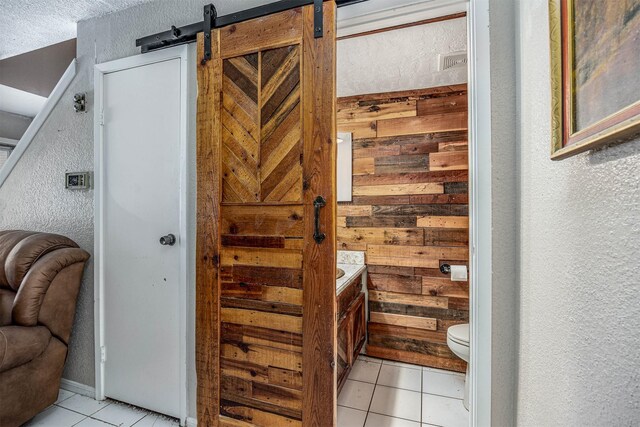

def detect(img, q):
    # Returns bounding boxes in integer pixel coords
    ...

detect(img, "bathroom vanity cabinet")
[336,275,366,393]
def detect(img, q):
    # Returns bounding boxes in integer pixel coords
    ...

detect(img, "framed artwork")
[549,0,640,159]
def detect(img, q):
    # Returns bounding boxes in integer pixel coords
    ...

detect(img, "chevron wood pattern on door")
[222,53,260,202]
[260,45,302,203]
[197,2,336,426]
[221,46,302,204]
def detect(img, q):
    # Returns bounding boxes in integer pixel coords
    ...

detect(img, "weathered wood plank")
[221,247,303,268]
[337,120,377,139]
[221,297,303,316]
[221,205,303,237]
[368,322,447,343]
[417,216,469,229]
[353,170,468,186]
[409,194,468,205]
[367,273,422,294]
[219,8,303,58]
[337,86,467,105]
[222,235,285,248]
[353,132,467,149]
[220,400,302,426]
[353,183,444,196]
[338,100,416,123]
[438,141,468,152]
[352,195,411,205]
[353,144,402,159]
[195,30,221,426]
[301,3,337,426]
[221,323,303,351]
[367,265,415,276]
[369,312,437,330]
[337,204,372,216]
[377,112,468,137]
[429,151,468,171]
[422,277,468,298]
[353,157,375,175]
[368,244,468,260]
[367,335,459,361]
[423,229,469,247]
[372,204,468,217]
[345,216,417,228]
[221,308,303,333]
[338,227,424,245]
[369,301,468,321]
[417,94,467,115]
[366,345,466,372]
[369,290,448,309]
[444,182,468,194]
[223,265,303,289]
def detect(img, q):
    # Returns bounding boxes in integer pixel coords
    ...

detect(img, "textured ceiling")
[0,0,158,59]
[0,0,463,59]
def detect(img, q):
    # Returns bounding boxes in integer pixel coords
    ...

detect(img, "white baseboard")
[186,417,197,427]
[60,378,96,398]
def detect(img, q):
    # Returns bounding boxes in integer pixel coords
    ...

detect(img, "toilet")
[447,323,470,410]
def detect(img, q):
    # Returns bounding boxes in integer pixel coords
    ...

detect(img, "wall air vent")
[438,51,467,71]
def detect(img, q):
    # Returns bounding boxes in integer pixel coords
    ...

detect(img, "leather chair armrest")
[0,325,51,373]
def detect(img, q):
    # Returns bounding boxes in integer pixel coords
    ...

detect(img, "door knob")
[159,234,176,246]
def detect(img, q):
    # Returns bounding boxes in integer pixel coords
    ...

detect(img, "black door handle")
[313,196,326,244]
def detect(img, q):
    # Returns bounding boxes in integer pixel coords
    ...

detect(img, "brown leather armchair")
[0,231,90,427]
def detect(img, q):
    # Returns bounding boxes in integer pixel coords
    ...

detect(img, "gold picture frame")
[549,0,640,160]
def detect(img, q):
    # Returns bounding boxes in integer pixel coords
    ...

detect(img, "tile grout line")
[422,390,465,401]
[361,356,383,427]
[421,363,424,425]
[367,409,422,425]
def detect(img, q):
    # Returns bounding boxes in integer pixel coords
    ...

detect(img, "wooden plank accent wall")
[337,85,469,373]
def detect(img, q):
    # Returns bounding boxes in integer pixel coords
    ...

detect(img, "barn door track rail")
[136,0,367,62]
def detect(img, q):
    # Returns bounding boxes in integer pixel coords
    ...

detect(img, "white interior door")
[101,57,183,417]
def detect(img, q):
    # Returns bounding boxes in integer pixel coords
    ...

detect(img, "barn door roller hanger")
[136,0,368,62]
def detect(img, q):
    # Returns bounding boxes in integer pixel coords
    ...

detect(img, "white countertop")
[336,263,366,296]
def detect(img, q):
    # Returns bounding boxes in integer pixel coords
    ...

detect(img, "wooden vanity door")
[196,3,337,426]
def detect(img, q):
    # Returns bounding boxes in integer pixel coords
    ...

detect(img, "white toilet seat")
[446,323,471,411]
[447,324,469,347]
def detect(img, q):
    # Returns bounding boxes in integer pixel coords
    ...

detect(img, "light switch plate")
[65,172,91,190]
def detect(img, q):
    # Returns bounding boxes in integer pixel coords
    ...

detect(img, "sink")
[336,268,345,279]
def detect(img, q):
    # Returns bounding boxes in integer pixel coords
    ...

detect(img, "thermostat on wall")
[65,172,91,190]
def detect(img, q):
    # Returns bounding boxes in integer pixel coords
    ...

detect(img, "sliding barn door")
[196,2,337,426]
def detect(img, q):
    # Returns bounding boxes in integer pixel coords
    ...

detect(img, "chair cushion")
[5,233,78,291]
[0,325,51,373]
[0,231,36,289]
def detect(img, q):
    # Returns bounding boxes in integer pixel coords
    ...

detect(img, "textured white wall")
[516,0,640,425]
[337,17,467,97]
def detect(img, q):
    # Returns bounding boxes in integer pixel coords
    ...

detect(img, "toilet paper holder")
[440,263,468,281]
[440,264,452,274]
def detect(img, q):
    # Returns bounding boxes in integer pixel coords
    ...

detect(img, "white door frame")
[93,45,193,424]
[338,1,494,425]
[467,0,493,425]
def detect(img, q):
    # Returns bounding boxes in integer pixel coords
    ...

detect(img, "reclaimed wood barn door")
[196,2,337,426]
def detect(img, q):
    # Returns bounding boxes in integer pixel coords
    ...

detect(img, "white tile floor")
[338,356,468,427]
[23,389,179,427]
[24,356,465,427]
